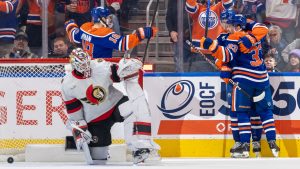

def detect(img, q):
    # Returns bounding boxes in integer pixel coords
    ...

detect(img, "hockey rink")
[1,158,300,169]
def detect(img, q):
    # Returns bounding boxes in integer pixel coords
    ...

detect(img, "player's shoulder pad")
[91,59,112,75]
[90,27,115,38]
[95,58,104,63]
[117,58,142,80]
[227,31,246,42]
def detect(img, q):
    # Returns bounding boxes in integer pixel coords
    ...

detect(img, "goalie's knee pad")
[90,146,109,160]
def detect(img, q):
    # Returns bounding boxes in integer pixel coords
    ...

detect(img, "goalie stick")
[185,40,265,103]
[70,123,94,164]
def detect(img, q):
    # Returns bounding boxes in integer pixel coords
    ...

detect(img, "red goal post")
[0,58,143,161]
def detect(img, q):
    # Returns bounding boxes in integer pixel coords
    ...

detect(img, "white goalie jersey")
[61,59,124,123]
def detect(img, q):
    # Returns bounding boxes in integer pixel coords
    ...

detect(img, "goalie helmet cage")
[0,58,143,162]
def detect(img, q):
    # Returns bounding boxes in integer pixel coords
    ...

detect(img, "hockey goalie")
[61,48,160,165]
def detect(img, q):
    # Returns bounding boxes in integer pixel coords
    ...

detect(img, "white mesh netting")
[0,59,125,162]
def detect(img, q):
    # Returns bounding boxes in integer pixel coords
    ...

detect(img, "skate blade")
[133,153,149,164]
[271,149,279,157]
[231,152,249,158]
[254,152,261,158]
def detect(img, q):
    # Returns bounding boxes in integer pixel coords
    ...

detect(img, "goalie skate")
[133,148,150,164]
[132,148,161,164]
[231,143,250,158]
[252,141,261,157]
[268,140,280,157]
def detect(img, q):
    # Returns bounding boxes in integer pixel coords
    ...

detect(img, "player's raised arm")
[185,0,199,15]
[245,20,269,42]
[87,26,158,52]
[0,0,15,13]
[65,19,81,44]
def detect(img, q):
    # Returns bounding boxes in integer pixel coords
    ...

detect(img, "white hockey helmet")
[69,48,91,78]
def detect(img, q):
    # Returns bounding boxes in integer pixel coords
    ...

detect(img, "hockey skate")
[231,143,250,158]
[268,140,280,157]
[252,141,261,157]
[230,142,241,156]
[133,148,161,164]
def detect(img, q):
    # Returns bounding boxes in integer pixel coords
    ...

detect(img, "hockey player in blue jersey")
[216,10,263,158]
[202,13,280,157]
[65,6,158,58]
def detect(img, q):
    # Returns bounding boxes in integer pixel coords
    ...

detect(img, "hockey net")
[0,58,134,162]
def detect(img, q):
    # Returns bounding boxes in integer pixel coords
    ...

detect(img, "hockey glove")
[239,34,257,53]
[69,120,93,151]
[200,37,217,52]
[220,65,232,84]
[64,19,78,32]
[136,26,158,41]
[215,59,223,70]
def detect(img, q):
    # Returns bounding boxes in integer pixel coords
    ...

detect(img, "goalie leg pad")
[123,78,151,123]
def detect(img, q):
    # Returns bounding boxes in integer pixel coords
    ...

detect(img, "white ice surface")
[1,158,299,169]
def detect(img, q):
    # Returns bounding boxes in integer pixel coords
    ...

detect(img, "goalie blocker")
[61,48,160,165]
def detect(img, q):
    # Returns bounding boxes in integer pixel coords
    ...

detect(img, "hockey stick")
[142,0,160,64]
[69,123,94,164]
[204,0,210,37]
[186,40,265,102]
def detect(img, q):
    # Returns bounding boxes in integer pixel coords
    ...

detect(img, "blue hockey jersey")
[66,22,142,58]
[212,23,269,87]
[0,0,18,43]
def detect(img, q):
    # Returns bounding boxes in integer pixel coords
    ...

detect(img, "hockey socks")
[236,111,251,143]
[250,111,262,142]
[258,109,276,141]
[230,111,240,142]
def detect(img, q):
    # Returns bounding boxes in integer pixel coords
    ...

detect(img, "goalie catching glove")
[69,120,93,151]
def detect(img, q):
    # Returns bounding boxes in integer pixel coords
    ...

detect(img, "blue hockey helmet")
[227,14,246,29]
[91,7,110,23]
[220,9,236,22]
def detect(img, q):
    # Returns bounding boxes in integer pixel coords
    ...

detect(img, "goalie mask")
[69,48,91,78]
[91,7,113,28]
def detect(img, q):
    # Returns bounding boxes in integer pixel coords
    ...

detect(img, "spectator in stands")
[166,0,193,72]
[266,25,288,71]
[282,38,300,64]
[236,0,266,23]
[284,49,300,72]
[65,0,100,27]
[16,0,29,32]
[265,0,298,43]
[0,0,19,57]
[4,31,37,58]
[106,0,122,34]
[120,0,139,21]
[264,53,278,72]
[48,36,72,58]
[185,0,233,49]
[185,0,233,71]
[17,0,57,56]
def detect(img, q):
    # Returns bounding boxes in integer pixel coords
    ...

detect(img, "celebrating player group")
[61,1,280,165]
